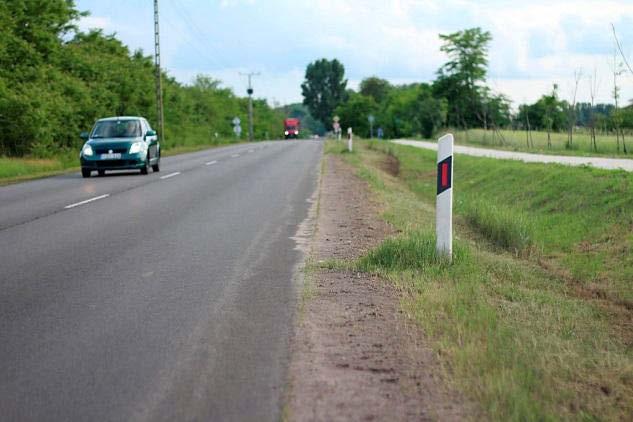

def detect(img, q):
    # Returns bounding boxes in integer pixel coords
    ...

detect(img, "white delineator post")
[347,127,353,152]
[436,133,454,260]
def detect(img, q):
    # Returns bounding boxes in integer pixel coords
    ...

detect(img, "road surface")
[0,140,322,421]
[393,139,633,171]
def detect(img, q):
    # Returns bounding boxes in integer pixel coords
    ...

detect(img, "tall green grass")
[359,231,467,271]
[0,151,79,184]
[463,200,535,255]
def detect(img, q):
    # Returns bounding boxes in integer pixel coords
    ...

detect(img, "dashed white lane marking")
[160,172,181,180]
[231,154,240,158]
[64,194,110,209]
[205,160,218,166]
[248,149,254,153]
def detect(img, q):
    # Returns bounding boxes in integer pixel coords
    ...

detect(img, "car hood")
[87,137,143,147]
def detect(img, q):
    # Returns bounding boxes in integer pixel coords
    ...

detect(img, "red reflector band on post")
[441,162,449,187]
[436,156,452,195]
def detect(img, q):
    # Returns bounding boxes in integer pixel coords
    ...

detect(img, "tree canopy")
[301,58,348,127]
[0,0,283,156]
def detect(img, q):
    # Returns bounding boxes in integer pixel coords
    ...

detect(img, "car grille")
[95,147,128,154]
[96,160,134,168]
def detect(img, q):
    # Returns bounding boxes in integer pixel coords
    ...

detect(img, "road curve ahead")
[393,139,633,171]
[0,140,322,421]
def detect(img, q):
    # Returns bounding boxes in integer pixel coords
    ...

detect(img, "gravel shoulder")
[286,155,472,421]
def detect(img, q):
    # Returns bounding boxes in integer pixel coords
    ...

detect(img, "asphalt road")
[0,140,322,421]
[393,139,633,171]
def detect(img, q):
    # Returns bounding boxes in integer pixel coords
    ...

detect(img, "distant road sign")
[333,115,340,123]
[333,122,340,131]
[234,125,242,136]
[232,117,241,126]
[368,114,375,123]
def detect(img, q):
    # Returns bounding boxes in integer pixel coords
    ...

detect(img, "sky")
[75,0,633,108]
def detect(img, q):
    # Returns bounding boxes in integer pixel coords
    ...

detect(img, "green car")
[79,116,161,178]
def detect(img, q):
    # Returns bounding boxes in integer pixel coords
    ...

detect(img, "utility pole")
[240,72,260,142]
[154,0,165,142]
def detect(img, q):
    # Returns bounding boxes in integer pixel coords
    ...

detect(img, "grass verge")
[329,139,633,420]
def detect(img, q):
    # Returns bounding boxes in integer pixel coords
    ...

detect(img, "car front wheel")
[81,168,91,178]
[141,155,149,175]
[152,160,160,173]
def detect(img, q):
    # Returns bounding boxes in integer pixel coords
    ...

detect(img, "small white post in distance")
[347,127,353,152]
[436,133,454,261]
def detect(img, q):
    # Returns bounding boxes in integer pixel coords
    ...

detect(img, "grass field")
[326,139,633,420]
[0,135,244,185]
[450,128,633,158]
[0,151,79,185]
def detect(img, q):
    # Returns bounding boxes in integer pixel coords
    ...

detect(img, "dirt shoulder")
[286,154,472,421]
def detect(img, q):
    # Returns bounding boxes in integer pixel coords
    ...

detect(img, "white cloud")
[75,0,633,106]
[77,15,110,31]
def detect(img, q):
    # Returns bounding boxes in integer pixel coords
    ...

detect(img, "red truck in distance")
[284,118,300,139]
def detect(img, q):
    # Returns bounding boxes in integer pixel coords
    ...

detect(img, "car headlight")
[82,144,93,157]
[129,142,144,154]
[284,131,289,135]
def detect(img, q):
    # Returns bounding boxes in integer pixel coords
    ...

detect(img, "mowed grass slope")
[330,139,633,420]
[390,142,633,305]
[453,128,633,158]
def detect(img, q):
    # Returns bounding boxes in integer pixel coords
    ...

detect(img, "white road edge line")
[64,194,110,209]
[160,172,181,180]
[205,160,218,166]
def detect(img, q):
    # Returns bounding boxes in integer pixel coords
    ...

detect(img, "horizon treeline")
[300,28,633,146]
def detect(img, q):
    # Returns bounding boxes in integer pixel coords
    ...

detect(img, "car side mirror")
[145,130,157,140]
[80,131,89,140]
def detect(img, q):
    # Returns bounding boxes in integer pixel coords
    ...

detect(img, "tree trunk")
[525,114,532,148]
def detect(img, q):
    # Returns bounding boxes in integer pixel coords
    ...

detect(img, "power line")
[168,0,227,70]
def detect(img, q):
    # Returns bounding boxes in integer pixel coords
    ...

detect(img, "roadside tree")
[301,58,348,126]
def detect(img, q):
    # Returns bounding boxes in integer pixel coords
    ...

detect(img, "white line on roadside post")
[436,133,453,261]
[347,127,353,152]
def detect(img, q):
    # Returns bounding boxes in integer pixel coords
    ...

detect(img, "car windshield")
[91,120,142,138]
